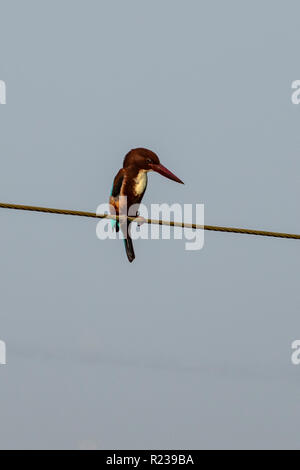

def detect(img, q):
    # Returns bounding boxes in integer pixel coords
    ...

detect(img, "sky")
[0,0,300,450]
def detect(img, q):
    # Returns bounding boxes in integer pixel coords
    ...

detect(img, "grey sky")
[0,0,300,450]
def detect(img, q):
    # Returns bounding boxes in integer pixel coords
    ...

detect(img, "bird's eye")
[147,158,152,163]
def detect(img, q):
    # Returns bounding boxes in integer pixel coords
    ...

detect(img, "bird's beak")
[150,163,184,184]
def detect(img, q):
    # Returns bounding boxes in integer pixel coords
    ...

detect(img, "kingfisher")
[109,148,184,263]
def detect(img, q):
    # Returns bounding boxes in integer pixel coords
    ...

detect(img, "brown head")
[123,148,184,184]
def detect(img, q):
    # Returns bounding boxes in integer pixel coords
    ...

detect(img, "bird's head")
[123,148,184,184]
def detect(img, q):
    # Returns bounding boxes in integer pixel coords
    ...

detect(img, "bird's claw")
[135,215,147,227]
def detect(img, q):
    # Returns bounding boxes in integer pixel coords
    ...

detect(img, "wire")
[0,202,300,240]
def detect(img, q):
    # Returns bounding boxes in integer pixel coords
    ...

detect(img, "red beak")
[150,163,184,184]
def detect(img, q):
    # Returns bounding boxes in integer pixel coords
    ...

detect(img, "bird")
[109,148,184,263]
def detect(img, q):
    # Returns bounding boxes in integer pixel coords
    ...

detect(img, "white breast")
[134,170,148,196]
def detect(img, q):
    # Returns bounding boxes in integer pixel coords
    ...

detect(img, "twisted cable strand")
[0,202,300,240]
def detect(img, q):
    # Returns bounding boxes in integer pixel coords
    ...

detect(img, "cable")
[0,202,300,240]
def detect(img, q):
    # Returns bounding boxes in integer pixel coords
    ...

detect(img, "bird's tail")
[123,236,135,263]
[118,220,135,263]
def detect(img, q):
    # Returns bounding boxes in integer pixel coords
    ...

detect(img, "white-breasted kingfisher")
[109,148,184,263]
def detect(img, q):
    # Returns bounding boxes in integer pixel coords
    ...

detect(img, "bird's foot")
[134,215,147,226]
